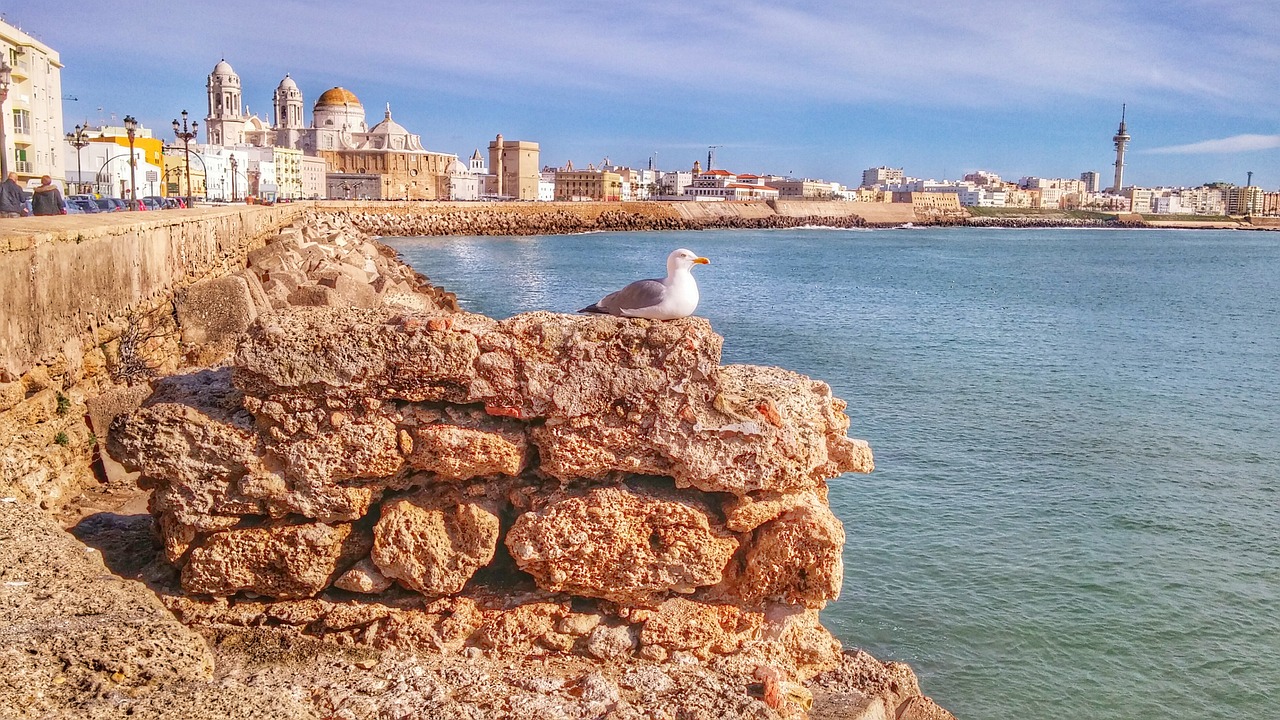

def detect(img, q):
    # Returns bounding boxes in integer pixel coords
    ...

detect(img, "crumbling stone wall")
[109,307,872,684]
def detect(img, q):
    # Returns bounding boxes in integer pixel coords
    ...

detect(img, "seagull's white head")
[668,248,710,274]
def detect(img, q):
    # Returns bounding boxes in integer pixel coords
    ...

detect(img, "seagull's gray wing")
[592,278,668,315]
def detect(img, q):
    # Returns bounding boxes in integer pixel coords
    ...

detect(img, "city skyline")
[6,1,1279,189]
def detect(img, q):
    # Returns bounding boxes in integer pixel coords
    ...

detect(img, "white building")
[658,170,693,197]
[2,19,65,185]
[1174,186,1226,215]
[683,169,780,201]
[862,166,904,188]
[197,145,250,201]
[301,155,326,199]
[1153,195,1184,214]
[62,124,162,199]
[538,170,556,202]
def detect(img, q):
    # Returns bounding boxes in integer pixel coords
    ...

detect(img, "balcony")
[14,160,33,173]
[7,59,31,80]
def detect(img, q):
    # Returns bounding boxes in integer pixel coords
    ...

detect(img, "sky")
[5,1,1279,189]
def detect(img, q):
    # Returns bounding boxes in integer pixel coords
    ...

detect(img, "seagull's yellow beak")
[694,257,710,265]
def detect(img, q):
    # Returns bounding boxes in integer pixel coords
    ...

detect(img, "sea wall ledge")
[1,204,307,380]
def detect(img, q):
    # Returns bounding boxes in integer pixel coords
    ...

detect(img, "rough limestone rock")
[371,488,501,595]
[176,274,259,365]
[506,483,740,606]
[229,307,867,495]
[401,421,528,480]
[718,494,846,609]
[0,502,216,718]
[334,557,394,594]
[181,521,371,599]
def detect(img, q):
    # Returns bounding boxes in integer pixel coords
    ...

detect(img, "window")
[11,109,31,135]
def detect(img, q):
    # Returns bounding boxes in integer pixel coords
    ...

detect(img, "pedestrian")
[0,172,25,218]
[31,175,65,216]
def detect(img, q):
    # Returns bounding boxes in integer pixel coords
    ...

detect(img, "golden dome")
[315,87,361,106]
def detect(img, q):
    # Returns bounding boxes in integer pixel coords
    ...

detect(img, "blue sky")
[7,1,1279,189]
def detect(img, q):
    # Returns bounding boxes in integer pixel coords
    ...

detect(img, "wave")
[792,224,873,232]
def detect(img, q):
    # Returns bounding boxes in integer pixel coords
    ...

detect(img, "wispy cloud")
[1144,135,1280,154]
[21,1,1280,113]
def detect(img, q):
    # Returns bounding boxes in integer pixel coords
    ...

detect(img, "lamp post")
[172,110,198,206]
[66,124,90,194]
[123,115,139,209]
[0,60,11,178]
[229,155,238,202]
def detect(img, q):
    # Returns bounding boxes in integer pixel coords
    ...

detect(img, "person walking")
[0,172,26,218]
[30,175,65,216]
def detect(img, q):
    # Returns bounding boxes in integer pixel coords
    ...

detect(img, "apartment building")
[1,19,64,185]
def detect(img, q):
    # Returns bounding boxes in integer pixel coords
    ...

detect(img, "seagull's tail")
[579,304,608,314]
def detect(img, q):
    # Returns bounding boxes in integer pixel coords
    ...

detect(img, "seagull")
[579,248,710,320]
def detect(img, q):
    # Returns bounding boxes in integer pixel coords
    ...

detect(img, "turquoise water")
[388,228,1280,720]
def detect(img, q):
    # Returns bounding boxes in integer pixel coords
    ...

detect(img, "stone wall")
[0,207,305,510]
[1,206,307,379]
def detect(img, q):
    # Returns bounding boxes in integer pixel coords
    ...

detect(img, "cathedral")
[204,59,459,200]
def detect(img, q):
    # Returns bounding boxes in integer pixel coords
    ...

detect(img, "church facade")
[203,60,459,200]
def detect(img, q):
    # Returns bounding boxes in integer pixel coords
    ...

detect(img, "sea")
[386,227,1280,720]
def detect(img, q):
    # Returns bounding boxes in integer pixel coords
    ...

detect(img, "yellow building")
[892,191,961,213]
[315,101,455,200]
[554,168,622,201]
[320,148,453,200]
[852,187,890,203]
[273,147,301,199]
[162,148,206,199]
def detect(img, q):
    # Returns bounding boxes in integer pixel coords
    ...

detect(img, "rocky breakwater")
[330,203,876,238]
[109,306,953,719]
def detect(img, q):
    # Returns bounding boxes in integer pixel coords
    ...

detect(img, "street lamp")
[66,124,90,194]
[123,115,139,209]
[0,60,11,178]
[172,110,198,206]
[229,155,238,202]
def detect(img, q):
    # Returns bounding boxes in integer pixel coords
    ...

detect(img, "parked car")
[140,197,163,211]
[69,198,100,214]
[94,198,119,212]
[103,198,128,212]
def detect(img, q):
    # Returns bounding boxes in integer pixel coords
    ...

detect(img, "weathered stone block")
[182,521,370,599]
[176,274,258,357]
[286,284,341,307]
[719,495,845,609]
[505,483,738,606]
[371,488,500,596]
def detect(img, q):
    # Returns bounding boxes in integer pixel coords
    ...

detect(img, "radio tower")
[1111,104,1131,193]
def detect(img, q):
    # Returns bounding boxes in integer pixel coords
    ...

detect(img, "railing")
[14,160,33,173]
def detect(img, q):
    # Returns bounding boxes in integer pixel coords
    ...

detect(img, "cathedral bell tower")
[273,74,305,149]
[206,59,246,146]
[274,75,304,130]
